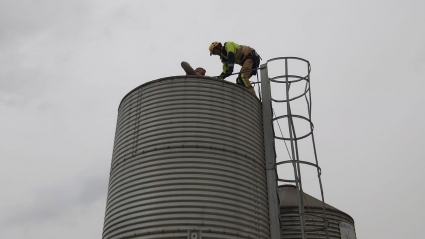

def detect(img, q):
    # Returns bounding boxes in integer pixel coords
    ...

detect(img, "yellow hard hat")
[209,41,220,55]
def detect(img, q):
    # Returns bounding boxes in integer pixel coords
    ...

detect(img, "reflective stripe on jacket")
[220,41,254,73]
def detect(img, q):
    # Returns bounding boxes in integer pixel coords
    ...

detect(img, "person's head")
[209,42,222,56]
[194,67,206,76]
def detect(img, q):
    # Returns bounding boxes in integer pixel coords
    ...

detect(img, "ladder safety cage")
[260,57,330,239]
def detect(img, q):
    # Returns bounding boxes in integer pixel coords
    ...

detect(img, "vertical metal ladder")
[261,57,330,239]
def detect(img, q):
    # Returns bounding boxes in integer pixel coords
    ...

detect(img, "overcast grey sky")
[1,0,424,238]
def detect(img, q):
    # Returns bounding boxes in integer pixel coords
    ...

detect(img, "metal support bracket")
[261,63,283,239]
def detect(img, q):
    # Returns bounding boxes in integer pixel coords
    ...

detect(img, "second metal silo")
[103,76,270,239]
[278,185,356,239]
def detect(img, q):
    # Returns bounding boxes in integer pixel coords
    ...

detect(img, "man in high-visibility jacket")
[209,41,261,95]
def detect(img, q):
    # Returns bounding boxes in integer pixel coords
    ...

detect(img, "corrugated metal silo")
[103,76,269,239]
[278,185,356,239]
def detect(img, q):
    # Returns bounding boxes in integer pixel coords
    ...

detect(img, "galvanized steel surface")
[278,186,355,239]
[103,76,269,239]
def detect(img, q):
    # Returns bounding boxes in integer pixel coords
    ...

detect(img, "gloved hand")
[216,73,225,80]
[222,67,233,79]
[222,71,231,78]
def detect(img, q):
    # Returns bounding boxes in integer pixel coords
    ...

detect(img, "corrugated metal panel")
[279,186,355,239]
[103,76,269,239]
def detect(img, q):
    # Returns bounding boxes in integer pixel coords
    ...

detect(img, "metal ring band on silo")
[276,160,322,177]
[110,144,263,172]
[281,213,329,232]
[301,213,330,232]
[273,114,314,141]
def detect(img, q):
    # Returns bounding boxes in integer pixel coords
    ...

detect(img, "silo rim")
[118,75,261,109]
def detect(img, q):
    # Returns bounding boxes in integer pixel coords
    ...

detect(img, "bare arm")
[181,61,196,75]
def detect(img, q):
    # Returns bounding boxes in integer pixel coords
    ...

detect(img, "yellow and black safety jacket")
[220,41,260,78]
